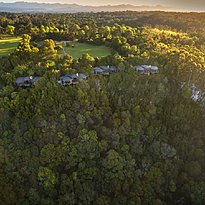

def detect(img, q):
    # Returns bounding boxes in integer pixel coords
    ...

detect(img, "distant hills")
[0,1,173,13]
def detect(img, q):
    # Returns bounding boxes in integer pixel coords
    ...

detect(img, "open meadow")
[0,36,21,57]
[59,41,112,59]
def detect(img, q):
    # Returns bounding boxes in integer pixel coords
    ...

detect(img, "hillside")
[0,2,172,13]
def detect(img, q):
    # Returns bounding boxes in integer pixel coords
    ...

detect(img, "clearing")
[0,35,21,57]
[58,41,112,59]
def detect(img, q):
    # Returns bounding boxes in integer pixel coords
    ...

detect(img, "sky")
[2,0,205,11]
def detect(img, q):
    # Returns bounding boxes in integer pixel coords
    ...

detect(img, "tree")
[6,25,15,35]
[79,53,95,68]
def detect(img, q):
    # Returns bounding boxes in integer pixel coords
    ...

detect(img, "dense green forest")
[0,11,205,205]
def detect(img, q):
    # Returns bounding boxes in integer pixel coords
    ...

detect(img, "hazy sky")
[2,0,205,11]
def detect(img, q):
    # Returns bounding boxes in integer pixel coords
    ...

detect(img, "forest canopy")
[0,11,205,205]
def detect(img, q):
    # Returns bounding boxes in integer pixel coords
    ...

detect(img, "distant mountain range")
[0,1,173,13]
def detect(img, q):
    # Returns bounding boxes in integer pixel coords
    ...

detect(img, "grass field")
[59,41,112,59]
[0,38,112,58]
[0,36,21,57]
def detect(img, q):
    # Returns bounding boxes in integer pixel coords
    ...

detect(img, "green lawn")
[0,36,21,57]
[59,41,112,59]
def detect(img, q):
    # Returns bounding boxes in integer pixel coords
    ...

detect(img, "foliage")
[0,11,205,205]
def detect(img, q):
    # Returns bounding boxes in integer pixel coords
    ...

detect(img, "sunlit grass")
[59,41,112,59]
[0,36,21,57]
